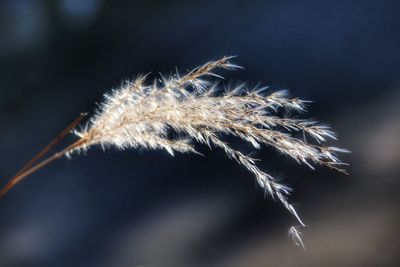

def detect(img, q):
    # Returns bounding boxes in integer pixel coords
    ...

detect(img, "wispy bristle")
[72,56,348,246]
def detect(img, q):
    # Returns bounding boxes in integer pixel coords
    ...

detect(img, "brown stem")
[14,113,87,177]
[0,138,87,198]
[0,113,89,198]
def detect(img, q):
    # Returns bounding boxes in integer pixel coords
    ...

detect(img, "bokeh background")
[0,1,399,266]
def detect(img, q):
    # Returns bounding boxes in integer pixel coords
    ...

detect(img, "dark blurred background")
[0,1,399,266]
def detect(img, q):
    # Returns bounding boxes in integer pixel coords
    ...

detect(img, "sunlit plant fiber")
[0,56,349,247]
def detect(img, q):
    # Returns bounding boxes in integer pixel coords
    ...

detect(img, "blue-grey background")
[0,1,399,266]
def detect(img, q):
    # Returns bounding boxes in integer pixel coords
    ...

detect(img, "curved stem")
[0,135,88,198]
[15,113,87,177]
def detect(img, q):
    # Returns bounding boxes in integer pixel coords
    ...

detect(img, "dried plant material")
[0,56,348,246]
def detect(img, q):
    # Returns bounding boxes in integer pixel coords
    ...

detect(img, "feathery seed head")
[72,56,348,247]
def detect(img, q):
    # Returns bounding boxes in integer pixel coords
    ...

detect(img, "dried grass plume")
[0,56,348,247]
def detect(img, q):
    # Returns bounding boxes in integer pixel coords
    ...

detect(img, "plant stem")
[15,113,87,177]
[0,115,88,198]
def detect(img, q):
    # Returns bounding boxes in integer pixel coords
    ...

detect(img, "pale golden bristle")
[71,56,348,247]
[0,56,348,247]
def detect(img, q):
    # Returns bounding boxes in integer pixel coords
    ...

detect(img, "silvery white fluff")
[0,56,348,247]
[71,56,348,247]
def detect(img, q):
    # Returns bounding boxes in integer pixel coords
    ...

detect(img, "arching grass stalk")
[0,56,349,247]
